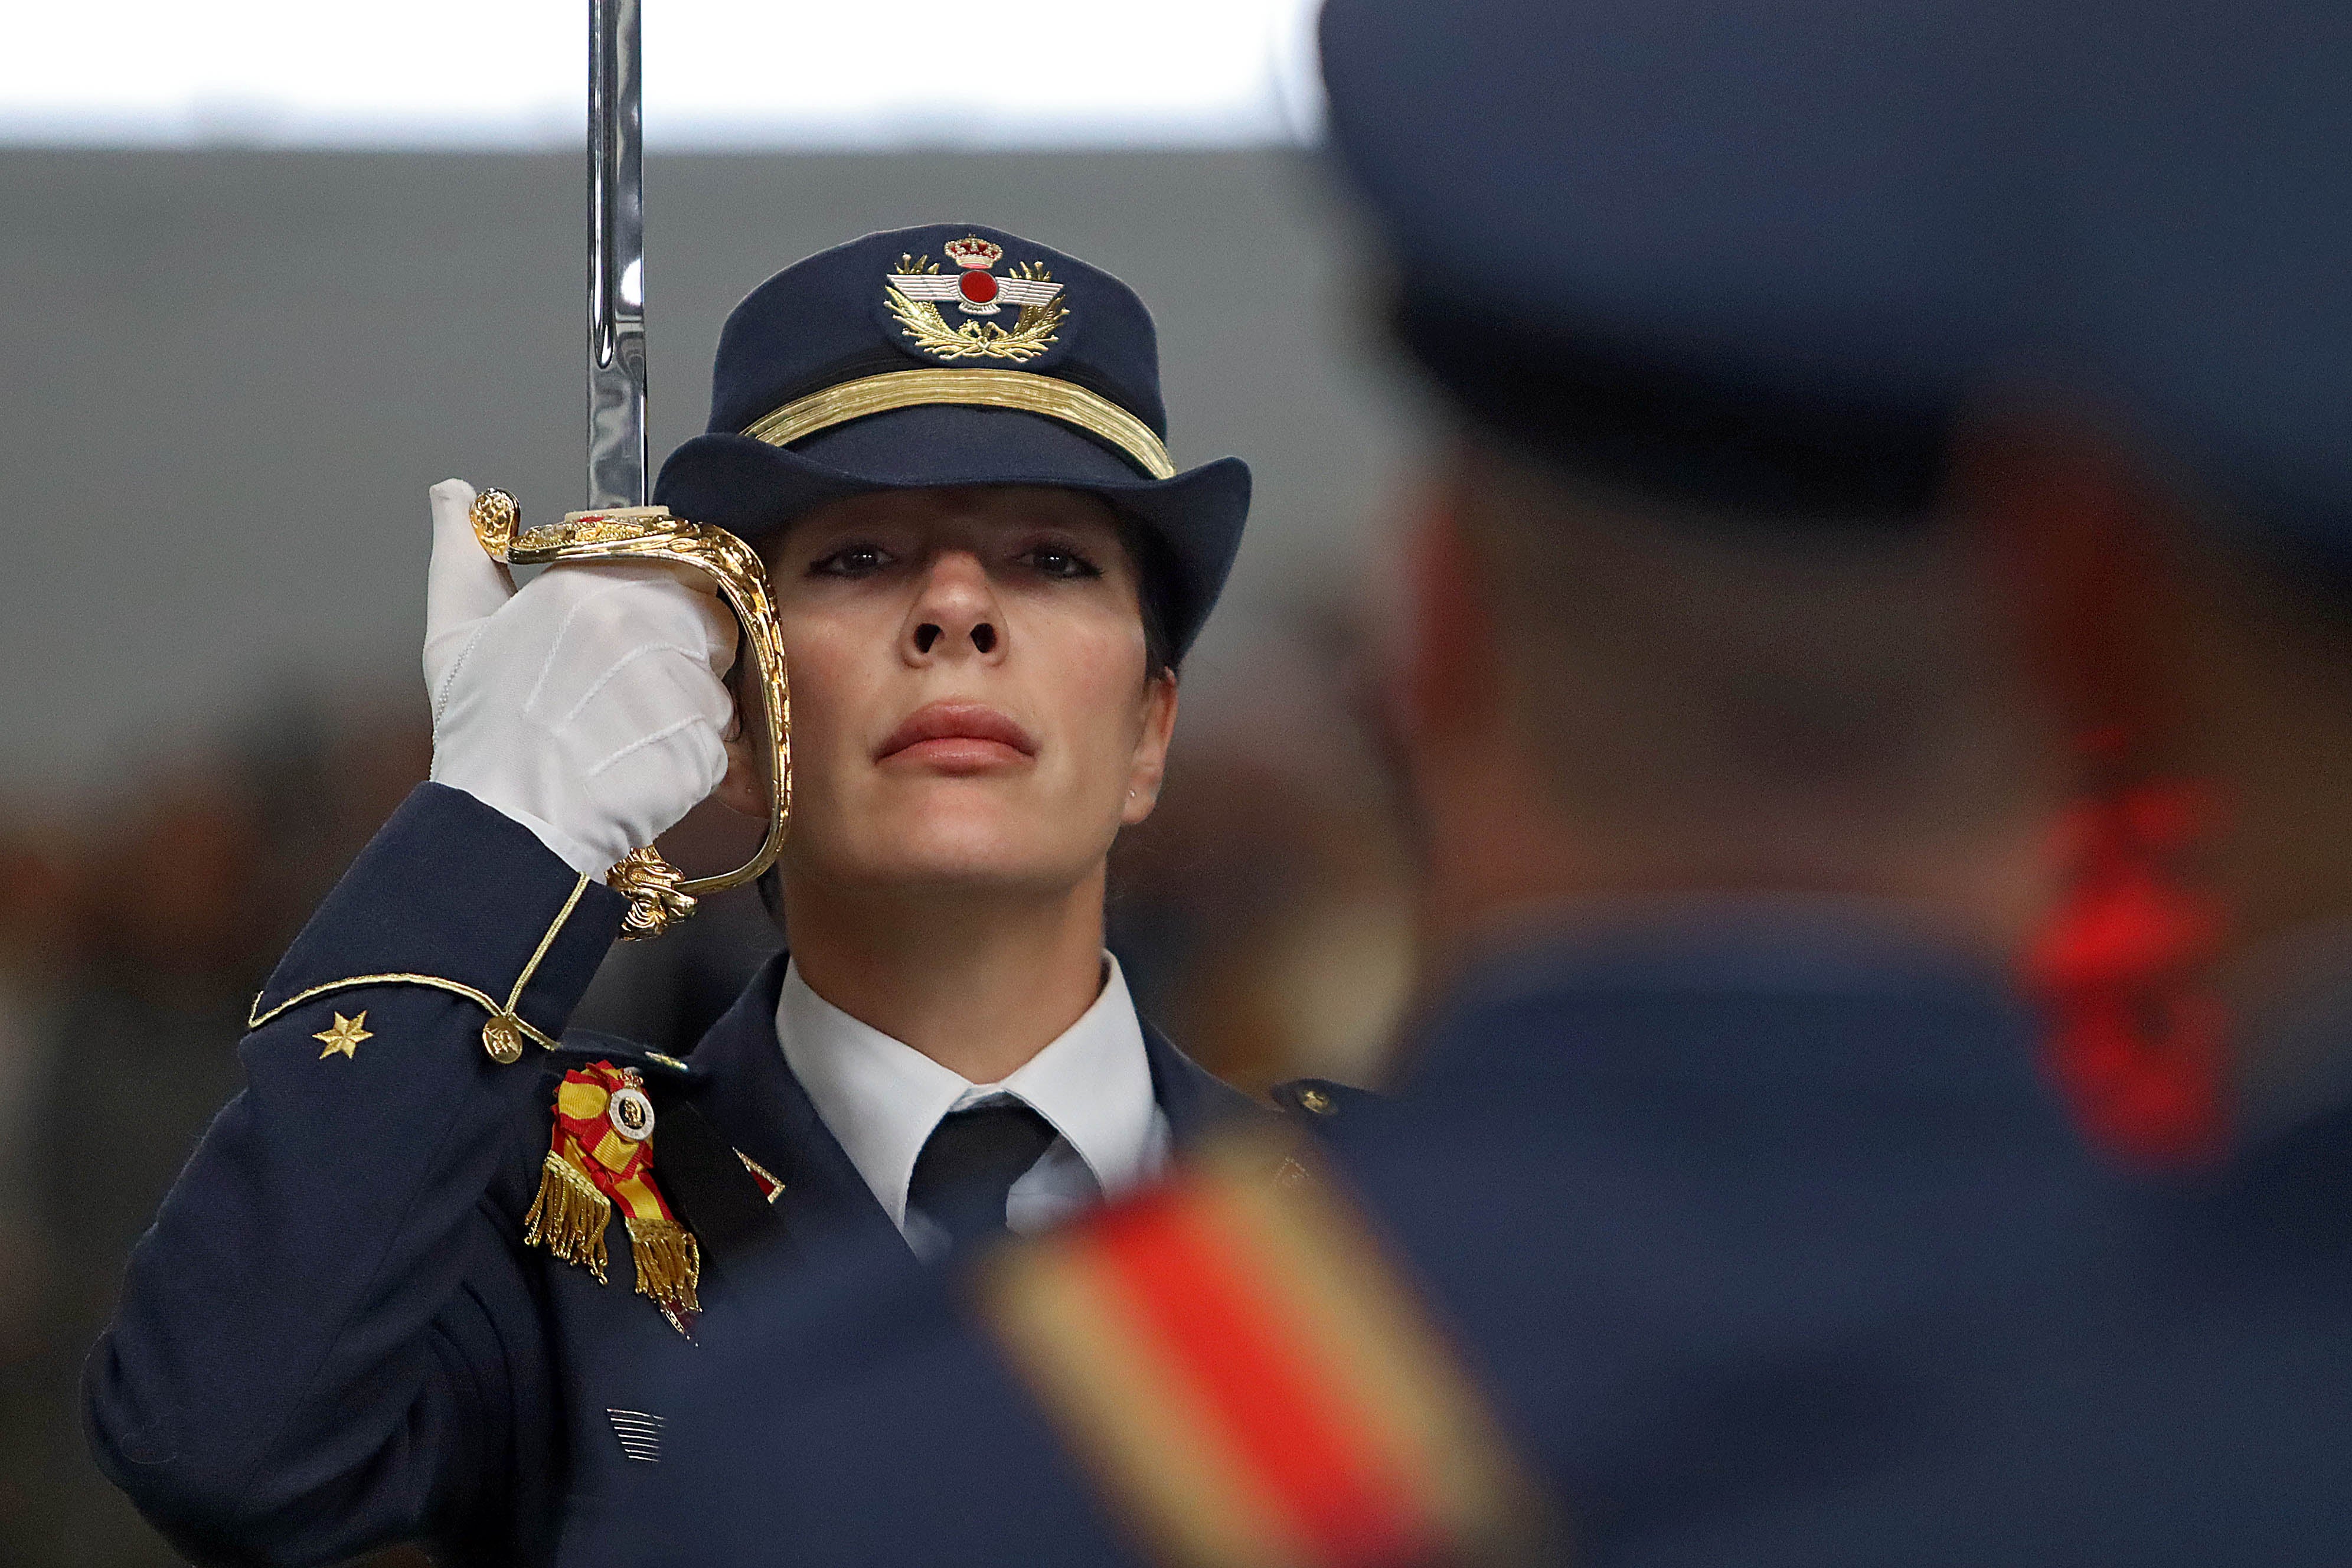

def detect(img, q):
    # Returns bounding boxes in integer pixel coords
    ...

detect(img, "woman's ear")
[711,657,770,819]
[1121,671,1179,825]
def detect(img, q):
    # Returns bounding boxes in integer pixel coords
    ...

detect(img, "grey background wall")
[3,148,1415,801]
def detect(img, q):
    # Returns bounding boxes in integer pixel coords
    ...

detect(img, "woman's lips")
[876,700,1038,771]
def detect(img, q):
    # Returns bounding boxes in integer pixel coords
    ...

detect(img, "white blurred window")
[11,0,1325,148]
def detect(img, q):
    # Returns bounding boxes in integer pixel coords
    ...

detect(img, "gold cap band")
[741,368,1177,482]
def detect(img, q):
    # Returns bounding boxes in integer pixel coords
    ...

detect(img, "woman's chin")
[827,813,1105,894]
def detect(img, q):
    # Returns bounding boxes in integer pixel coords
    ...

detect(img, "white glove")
[422,478,739,880]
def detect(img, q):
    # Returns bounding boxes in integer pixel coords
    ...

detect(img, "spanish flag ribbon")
[524,1061,701,1328]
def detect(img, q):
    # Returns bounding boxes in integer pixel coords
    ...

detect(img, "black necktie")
[906,1100,1061,1254]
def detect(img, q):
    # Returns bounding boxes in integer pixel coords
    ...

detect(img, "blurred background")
[3,2,1427,1562]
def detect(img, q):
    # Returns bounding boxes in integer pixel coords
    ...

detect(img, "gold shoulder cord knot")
[467,488,793,943]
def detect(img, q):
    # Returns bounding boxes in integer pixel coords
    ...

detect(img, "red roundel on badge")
[958,270,999,305]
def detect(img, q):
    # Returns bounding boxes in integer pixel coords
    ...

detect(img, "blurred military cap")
[2039,1,2352,580]
[1317,0,2039,518]
[1319,0,2352,569]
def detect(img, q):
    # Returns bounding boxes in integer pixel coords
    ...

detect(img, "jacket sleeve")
[84,783,628,1567]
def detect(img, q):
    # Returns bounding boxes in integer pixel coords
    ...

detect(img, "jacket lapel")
[682,954,908,1259]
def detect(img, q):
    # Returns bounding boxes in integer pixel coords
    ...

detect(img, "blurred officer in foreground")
[586,5,2167,1566]
[83,226,1276,1568]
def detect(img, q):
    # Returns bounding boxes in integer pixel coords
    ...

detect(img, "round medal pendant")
[608,1085,656,1142]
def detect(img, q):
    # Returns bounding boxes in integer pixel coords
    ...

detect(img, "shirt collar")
[774,953,1161,1228]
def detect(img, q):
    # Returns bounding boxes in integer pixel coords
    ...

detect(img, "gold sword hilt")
[468,488,790,940]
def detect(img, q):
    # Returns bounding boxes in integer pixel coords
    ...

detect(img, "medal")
[607,1072,656,1142]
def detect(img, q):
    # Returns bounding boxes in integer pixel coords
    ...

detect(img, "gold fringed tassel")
[623,1215,703,1317]
[524,1150,613,1285]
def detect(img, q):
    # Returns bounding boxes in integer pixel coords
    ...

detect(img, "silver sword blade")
[587,0,648,509]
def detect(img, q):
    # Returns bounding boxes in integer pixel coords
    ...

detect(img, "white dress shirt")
[775,953,1172,1259]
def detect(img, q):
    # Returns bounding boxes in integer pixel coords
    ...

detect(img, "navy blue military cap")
[1317,0,2037,519]
[654,223,1251,661]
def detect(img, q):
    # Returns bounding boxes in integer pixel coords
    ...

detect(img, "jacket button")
[1298,1086,1335,1115]
[482,1015,525,1065]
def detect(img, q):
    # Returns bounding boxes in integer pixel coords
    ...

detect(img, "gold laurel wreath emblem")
[884,254,1069,363]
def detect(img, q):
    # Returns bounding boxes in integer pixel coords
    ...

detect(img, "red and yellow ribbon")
[523,1061,701,1327]
[976,1136,1554,1568]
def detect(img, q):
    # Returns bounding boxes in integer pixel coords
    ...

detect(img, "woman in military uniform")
[84,223,1266,1568]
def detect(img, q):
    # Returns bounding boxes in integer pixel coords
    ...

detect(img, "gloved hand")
[422,478,739,881]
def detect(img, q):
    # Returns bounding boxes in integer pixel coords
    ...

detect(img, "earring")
[2023,728,2228,1166]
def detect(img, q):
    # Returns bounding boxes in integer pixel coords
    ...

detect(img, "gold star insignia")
[315,1011,373,1060]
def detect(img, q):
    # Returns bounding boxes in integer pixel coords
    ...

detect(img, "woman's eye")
[812,544,893,577]
[1024,545,1102,580]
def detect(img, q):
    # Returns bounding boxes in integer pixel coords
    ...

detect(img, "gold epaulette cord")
[246,874,592,1065]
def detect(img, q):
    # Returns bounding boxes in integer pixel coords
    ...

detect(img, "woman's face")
[718,485,1175,899]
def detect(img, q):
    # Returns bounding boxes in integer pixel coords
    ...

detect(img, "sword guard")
[608,847,699,941]
[467,488,792,937]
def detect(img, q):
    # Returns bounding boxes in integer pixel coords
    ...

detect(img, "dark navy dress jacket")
[2008,1094,2352,1567]
[81,783,1256,1568]
[596,915,2126,1568]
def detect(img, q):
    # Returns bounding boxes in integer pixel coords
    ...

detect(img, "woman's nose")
[904,551,1004,662]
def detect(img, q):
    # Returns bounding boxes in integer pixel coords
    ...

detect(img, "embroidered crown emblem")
[943,234,1004,270]
[885,237,1067,361]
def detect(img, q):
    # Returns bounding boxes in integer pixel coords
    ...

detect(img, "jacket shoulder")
[972,1131,1554,1567]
